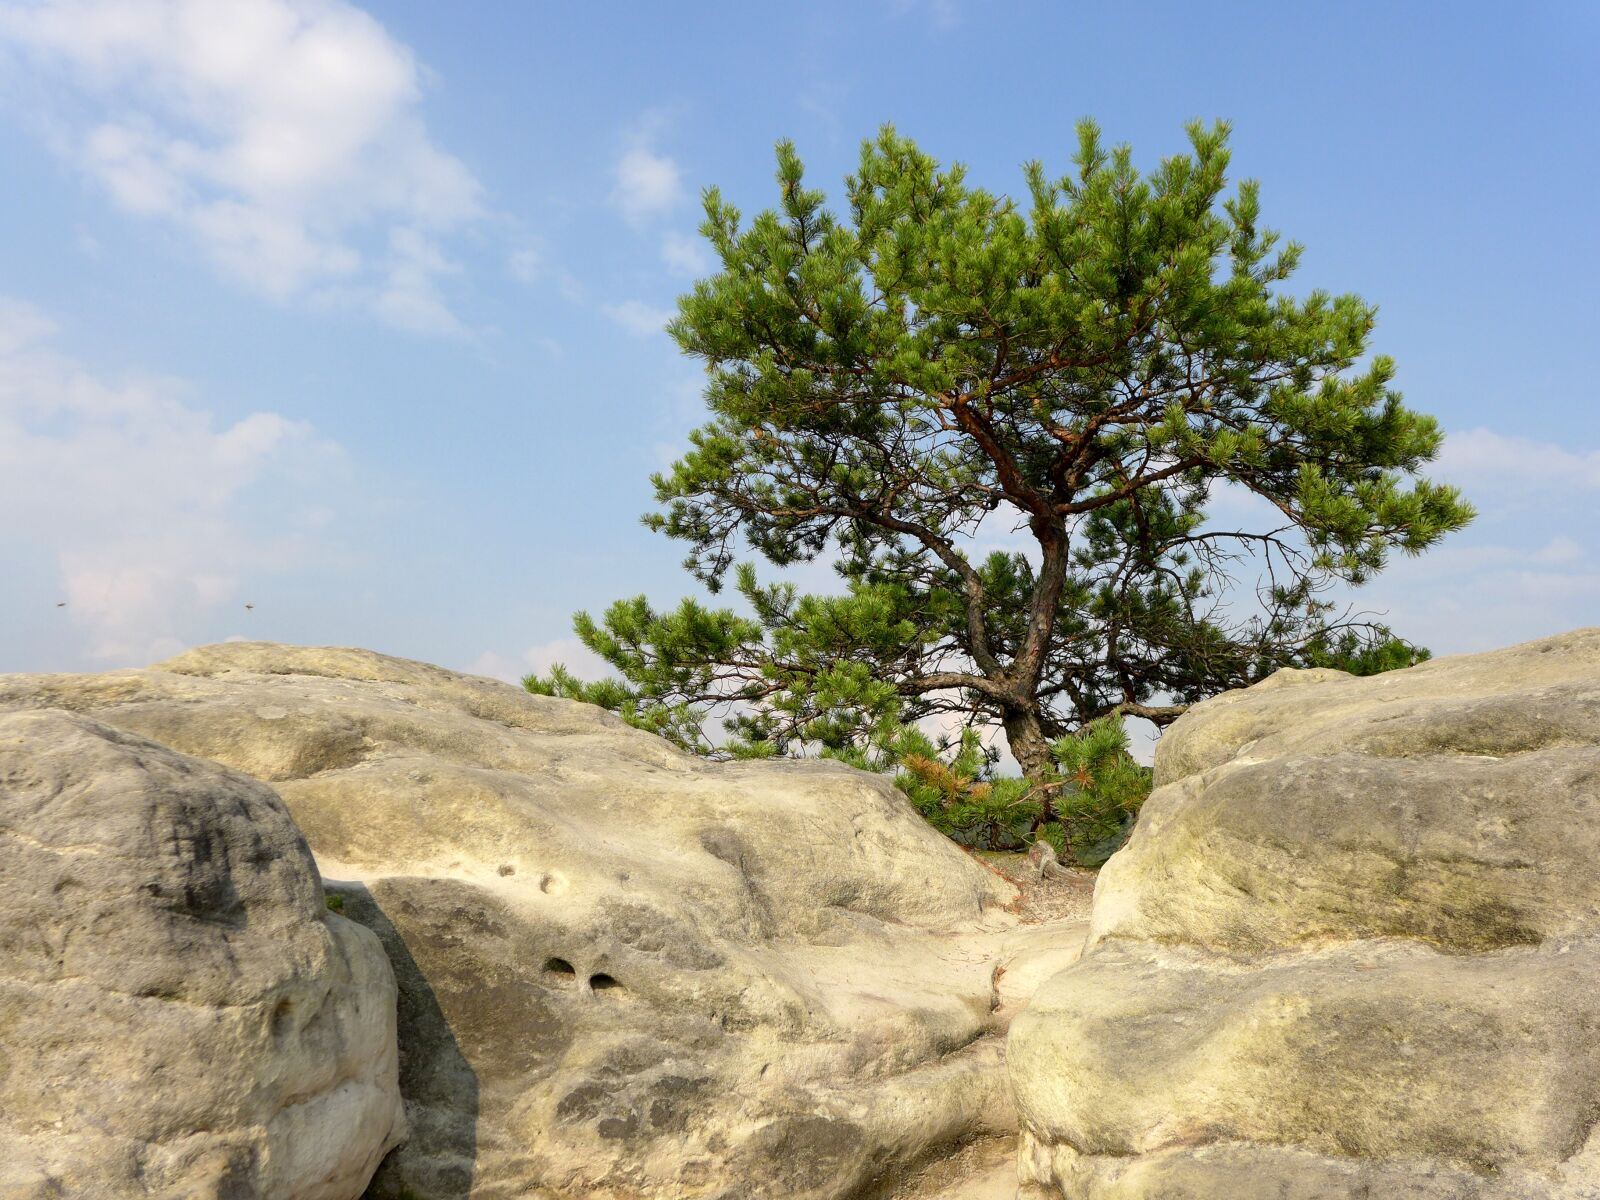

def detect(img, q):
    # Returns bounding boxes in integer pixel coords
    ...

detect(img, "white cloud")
[1189,429,1600,656]
[661,230,713,276]
[467,649,524,684]
[0,0,483,331]
[1436,427,1600,492]
[1533,535,1584,565]
[470,637,612,686]
[507,244,541,284]
[1326,417,1600,656]
[1352,555,1600,656]
[888,0,961,31]
[610,120,682,225]
[602,299,673,337]
[0,295,346,661]
[373,224,465,336]
[555,269,586,303]
[0,296,57,352]
[522,636,610,679]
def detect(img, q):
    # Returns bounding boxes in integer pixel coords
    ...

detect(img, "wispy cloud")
[1358,551,1600,656]
[0,296,56,352]
[1436,427,1600,493]
[469,636,612,685]
[610,116,682,226]
[0,295,346,661]
[602,299,674,337]
[0,0,484,333]
[661,229,714,276]
[1323,426,1600,655]
[506,244,541,284]
[888,0,961,32]
[373,225,465,336]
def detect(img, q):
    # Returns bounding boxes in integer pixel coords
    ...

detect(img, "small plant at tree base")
[1042,716,1153,865]
[528,119,1472,838]
[890,716,1150,865]
[893,726,1038,850]
[1297,629,1431,676]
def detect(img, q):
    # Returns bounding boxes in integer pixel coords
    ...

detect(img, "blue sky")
[1,0,1597,685]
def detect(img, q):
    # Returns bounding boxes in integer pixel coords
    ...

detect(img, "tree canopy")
[530,119,1472,812]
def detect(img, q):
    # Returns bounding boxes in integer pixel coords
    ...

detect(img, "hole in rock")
[270,998,294,1039]
[543,957,578,984]
[589,973,624,992]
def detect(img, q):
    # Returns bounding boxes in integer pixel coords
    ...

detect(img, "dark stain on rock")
[596,898,725,970]
[555,1081,608,1124]
[737,1114,867,1192]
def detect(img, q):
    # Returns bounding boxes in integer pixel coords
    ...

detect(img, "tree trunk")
[1002,707,1058,824]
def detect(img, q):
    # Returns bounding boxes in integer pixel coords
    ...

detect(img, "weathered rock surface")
[0,643,1087,1199]
[1009,629,1600,1199]
[0,709,403,1200]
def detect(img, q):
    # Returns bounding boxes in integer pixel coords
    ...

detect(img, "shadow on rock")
[335,883,480,1200]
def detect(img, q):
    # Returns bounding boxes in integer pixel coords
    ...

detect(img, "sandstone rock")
[888,1136,1021,1200]
[1009,629,1600,1199]
[0,709,403,1200]
[991,922,1088,1019]
[0,642,1084,1199]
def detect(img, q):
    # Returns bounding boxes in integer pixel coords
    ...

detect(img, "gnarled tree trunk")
[1002,706,1058,824]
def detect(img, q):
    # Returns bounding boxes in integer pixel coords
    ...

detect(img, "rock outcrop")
[1009,629,1600,1199]
[0,709,403,1200]
[0,643,1087,1199]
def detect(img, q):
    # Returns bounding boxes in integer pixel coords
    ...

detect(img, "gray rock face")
[1008,629,1600,1199]
[0,709,403,1200]
[0,643,1086,1199]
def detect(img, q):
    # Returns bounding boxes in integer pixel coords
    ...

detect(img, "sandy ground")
[886,1135,1018,1199]
[975,848,1097,925]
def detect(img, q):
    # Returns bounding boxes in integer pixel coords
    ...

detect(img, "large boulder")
[0,643,1085,1199]
[0,709,403,1200]
[1009,629,1600,1198]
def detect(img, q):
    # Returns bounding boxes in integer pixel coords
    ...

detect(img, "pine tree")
[529,121,1472,813]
